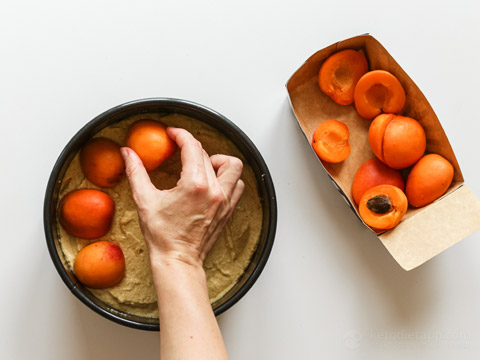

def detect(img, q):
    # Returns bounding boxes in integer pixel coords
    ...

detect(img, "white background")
[1,0,480,359]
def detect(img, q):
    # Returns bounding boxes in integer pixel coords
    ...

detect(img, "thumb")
[120,147,157,207]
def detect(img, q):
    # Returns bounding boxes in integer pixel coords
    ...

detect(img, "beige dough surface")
[58,113,263,318]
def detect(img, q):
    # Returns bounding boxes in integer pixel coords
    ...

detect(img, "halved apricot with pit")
[318,49,369,106]
[354,70,406,119]
[368,114,426,169]
[351,158,405,205]
[312,120,350,163]
[406,154,454,207]
[359,184,408,230]
[80,137,125,188]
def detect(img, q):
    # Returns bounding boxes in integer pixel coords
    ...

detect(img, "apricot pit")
[366,194,392,214]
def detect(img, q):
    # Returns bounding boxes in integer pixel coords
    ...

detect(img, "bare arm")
[121,127,244,360]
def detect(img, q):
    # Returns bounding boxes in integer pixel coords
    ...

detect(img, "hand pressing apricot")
[121,127,245,268]
[80,137,125,188]
[312,120,350,163]
[359,184,408,230]
[59,189,115,239]
[352,158,404,205]
[74,241,125,289]
[318,49,368,105]
[126,119,177,172]
[406,154,454,207]
[354,70,406,119]
[369,114,426,169]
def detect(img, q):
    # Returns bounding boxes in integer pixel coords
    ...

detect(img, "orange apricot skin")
[369,114,426,169]
[352,158,405,205]
[354,70,406,119]
[59,189,115,239]
[312,120,351,163]
[359,185,408,230]
[74,241,125,289]
[318,49,369,105]
[125,120,177,172]
[406,154,454,207]
[80,137,125,188]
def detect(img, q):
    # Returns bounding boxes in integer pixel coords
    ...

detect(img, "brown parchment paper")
[286,34,480,270]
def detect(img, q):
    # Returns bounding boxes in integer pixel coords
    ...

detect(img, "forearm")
[151,256,228,360]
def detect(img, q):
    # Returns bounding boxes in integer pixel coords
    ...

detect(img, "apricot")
[80,137,125,188]
[359,185,408,230]
[354,70,406,119]
[351,158,405,205]
[318,49,369,105]
[312,120,350,163]
[125,119,177,172]
[74,241,125,289]
[368,114,426,169]
[406,154,454,207]
[59,189,115,239]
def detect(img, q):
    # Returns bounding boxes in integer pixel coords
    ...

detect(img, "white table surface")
[2,0,480,359]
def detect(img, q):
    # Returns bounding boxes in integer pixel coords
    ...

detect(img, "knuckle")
[230,157,243,172]
[209,188,224,204]
[190,179,209,195]
[222,156,243,172]
[210,153,222,163]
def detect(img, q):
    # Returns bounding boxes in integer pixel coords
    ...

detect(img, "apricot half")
[369,114,426,169]
[80,137,125,188]
[351,158,405,205]
[354,70,406,119]
[406,154,454,207]
[318,49,369,105]
[59,189,115,239]
[74,241,125,289]
[125,120,177,172]
[359,185,408,230]
[312,120,350,163]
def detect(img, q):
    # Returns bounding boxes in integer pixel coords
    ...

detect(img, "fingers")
[210,154,244,195]
[229,179,245,209]
[167,127,207,186]
[202,150,217,187]
[120,147,157,207]
[203,179,245,257]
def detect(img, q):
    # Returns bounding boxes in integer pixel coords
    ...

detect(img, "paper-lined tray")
[286,34,480,270]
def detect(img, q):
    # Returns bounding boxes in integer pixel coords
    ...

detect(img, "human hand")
[120,127,245,270]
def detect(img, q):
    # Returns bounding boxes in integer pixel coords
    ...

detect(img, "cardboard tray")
[286,34,480,270]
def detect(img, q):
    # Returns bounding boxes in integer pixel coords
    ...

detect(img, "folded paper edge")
[379,185,480,271]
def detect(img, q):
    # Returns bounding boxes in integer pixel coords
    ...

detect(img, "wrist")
[149,249,204,271]
[149,253,210,314]
[149,251,206,284]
